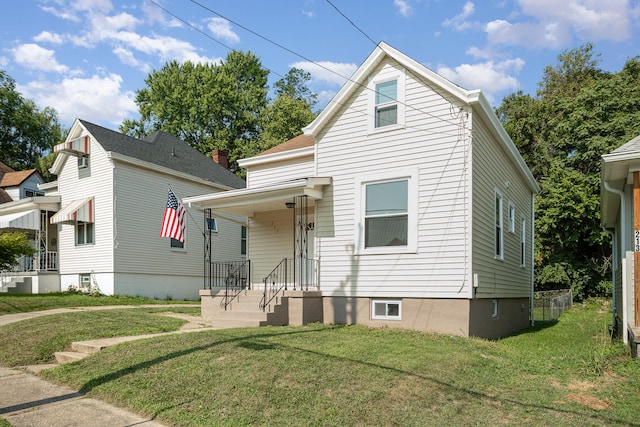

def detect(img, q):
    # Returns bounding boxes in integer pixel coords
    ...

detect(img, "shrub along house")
[0,119,246,299]
[185,42,539,338]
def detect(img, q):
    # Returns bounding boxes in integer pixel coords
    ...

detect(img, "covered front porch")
[0,196,61,293]
[184,178,331,325]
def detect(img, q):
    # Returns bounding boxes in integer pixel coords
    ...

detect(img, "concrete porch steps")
[207,289,288,328]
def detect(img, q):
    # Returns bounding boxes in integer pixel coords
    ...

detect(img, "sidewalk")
[0,305,213,426]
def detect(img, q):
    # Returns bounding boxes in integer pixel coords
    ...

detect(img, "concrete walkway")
[0,304,214,426]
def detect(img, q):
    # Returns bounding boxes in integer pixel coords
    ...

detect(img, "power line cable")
[147,0,464,138]
[188,0,463,130]
[325,0,377,46]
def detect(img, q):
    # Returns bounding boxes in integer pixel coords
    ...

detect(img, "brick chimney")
[211,150,228,169]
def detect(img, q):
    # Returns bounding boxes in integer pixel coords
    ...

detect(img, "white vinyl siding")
[247,209,295,286]
[315,58,471,299]
[56,133,114,276]
[471,117,534,298]
[111,162,242,277]
[245,155,315,188]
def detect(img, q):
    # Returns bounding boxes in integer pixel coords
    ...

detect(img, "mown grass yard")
[1,297,639,426]
[0,292,198,315]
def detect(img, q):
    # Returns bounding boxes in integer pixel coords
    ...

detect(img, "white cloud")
[33,31,65,45]
[485,0,634,50]
[290,61,358,87]
[437,58,525,102]
[11,44,69,73]
[17,73,138,126]
[394,0,414,17]
[443,1,475,31]
[113,46,151,73]
[485,19,572,49]
[206,17,240,44]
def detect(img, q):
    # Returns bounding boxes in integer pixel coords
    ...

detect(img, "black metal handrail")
[215,260,250,310]
[260,258,288,312]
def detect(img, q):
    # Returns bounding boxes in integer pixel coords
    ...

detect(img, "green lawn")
[0,293,198,315]
[1,298,638,426]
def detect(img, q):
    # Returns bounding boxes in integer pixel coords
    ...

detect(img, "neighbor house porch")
[0,196,61,293]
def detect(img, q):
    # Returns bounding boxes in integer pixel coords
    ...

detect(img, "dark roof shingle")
[79,120,245,189]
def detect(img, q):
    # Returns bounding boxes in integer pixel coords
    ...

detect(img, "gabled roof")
[0,169,39,187]
[258,134,314,156]
[0,188,12,204]
[300,42,538,193]
[0,162,14,173]
[53,120,245,190]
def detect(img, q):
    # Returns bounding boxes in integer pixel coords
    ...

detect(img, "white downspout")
[602,227,617,334]
[604,181,628,344]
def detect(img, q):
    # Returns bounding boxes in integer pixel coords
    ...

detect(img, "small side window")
[206,218,218,232]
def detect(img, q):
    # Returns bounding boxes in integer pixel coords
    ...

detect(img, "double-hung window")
[356,170,417,255]
[375,80,398,128]
[369,69,405,133]
[365,179,408,248]
[495,190,503,259]
[76,221,94,245]
[520,216,526,267]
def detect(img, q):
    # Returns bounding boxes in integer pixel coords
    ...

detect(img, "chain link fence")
[533,289,573,321]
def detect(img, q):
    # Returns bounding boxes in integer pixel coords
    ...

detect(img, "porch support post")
[634,172,640,327]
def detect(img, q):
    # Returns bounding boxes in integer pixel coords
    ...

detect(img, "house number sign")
[636,230,640,252]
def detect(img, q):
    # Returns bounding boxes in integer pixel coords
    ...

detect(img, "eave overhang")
[183,177,331,217]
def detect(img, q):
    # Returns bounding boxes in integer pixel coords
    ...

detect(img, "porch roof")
[0,209,40,230]
[184,177,331,217]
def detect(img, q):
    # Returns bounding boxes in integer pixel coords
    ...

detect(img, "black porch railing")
[260,258,287,312]
[206,260,250,310]
[259,258,319,312]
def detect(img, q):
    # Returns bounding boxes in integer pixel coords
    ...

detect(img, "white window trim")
[508,202,515,233]
[492,299,499,319]
[355,168,418,255]
[495,189,504,260]
[367,69,406,135]
[371,299,402,320]
[76,221,94,246]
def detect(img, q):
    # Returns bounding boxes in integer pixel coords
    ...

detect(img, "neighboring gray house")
[186,43,539,339]
[601,134,640,356]
[2,119,246,299]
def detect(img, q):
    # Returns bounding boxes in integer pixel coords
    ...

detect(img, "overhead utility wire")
[148,0,461,138]
[188,0,462,130]
[325,0,377,46]
[147,0,287,80]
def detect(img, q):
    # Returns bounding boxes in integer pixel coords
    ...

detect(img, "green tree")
[257,69,318,152]
[0,70,64,173]
[0,232,34,271]
[274,68,318,109]
[121,51,269,171]
[497,45,640,300]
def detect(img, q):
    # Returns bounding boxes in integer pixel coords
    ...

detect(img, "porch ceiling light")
[285,202,296,209]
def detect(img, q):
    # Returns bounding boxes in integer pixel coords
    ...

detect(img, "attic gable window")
[375,80,397,127]
[368,69,405,133]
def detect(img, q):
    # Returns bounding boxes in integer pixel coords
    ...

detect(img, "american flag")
[160,189,186,242]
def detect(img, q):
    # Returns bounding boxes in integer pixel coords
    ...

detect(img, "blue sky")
[1,0,638,129]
